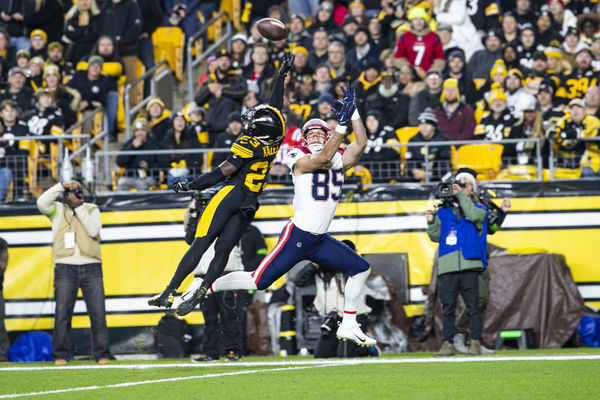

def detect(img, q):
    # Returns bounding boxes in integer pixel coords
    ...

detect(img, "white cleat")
[336,323,377,347]
[175,277,204,308]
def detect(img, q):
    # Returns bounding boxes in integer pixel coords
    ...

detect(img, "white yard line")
[0,364,334,399]
[1,354,600,372]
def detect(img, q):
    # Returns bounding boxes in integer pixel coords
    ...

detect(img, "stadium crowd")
[2,0,600,199]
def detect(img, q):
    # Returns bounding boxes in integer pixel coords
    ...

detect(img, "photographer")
[36,181,112,365]
[426,169,488,356]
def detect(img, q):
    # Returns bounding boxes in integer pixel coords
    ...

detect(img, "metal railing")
[186,11,233,103]
[124,61,170,139]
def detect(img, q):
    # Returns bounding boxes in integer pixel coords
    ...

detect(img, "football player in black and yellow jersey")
[148,53,296,312]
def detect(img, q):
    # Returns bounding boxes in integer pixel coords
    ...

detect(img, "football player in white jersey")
[177,85,376,346]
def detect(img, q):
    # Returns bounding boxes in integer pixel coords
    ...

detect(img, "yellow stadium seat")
[152,27,185,81]
[219,0,243,32]
[542,167,581,181]
[394,127,420,161]
[497,165,538,180]
[451,143,504,180]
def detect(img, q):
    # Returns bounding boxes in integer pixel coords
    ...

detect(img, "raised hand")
[173,180,191,193]
[332,83,356,127]
[279,52,295,76]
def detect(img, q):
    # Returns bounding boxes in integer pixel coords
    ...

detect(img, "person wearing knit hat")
[407,107,450,181]
[116,117,159,191]
[211,110,244,167]
[346,24,378,73]
[393,6,445,75]
[289,13,312,50]
[434,78,476,141]
[43,65,60,79]
[475,86,514,141]
[28,86,64,138]
[489,60,508,84]
[468,28,503,80]
[505,68,523,95]
[29,29,47,59]
[145,96,171,141]
[87,55,104,68]
[229,33,248,69]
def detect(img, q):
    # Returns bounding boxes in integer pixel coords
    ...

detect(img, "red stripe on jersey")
[296,146,312,154]
[252,220,294,284]
[344,310,357,315]
[337,147,345,155]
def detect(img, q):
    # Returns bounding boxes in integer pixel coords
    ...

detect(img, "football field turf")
[1,348,599,399]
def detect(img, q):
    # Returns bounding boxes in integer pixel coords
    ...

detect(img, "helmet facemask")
[301,118,331,152]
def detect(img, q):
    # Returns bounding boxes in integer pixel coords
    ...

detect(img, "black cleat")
[148,288,175,308]
[191,354,219,362]
[176,285,208,316]
[225,351,241,362]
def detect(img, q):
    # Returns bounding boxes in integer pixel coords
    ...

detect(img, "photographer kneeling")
[426,170,489,356]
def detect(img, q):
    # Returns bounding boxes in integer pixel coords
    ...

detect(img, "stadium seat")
[394,127,420,161]
[152,27,185,81]
[219,0,243,32]
[451,143,504,180]
[497,165,538,180]
[542,167,581,180]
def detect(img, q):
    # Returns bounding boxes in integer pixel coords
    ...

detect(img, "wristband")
[335,124,347,134]
[351,109,360,121]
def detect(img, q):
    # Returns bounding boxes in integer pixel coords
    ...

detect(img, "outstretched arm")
[269,53,295,110]
[342,112,367,172]
[174,161,239,193]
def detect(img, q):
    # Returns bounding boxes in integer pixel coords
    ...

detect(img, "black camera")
[320,311,340,336]
[476,187,497,210]
[67,189,83,199]
[436,178,455,200]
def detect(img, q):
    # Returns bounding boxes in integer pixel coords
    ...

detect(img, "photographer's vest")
[438,204,489,267]
[54,204,101,262]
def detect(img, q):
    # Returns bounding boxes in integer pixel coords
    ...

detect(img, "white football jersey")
[284,146,345,234]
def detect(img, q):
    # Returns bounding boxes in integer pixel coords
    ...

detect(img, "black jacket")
[0,0,24,38]
[408,89,442,126]
[64,12,100,63]
[0,87,35,115]
[22,0,64,43]
[138,0,163,35]
[212,129,241,166]
[365,84,410,129]
[99,0,143,56]
[116,137,161,177]
[68,70,117,109]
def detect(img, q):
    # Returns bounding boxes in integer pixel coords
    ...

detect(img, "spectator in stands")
[313,63,332,95]
[243,43,275,101]
[46,42,74,81]
[517,26,539,70]
[341,17,359,50]
[145,96,171,142]
[346,26,380,72]
[365,70,410,129]
[185,101,208,150]
[268,37,289,68]
[536,11,561,47]
[137,0,162,96]
[326,40,358,81]
[116,118,160,190]
[28,28,46,59]
[0,29,16,76]
[161,112,200,188]
[506,69,535,118]
[307,1,341,38]
[99,0,142,102]
[536,80,564,130]
[408,69,443,126]
[393,8,445,77]
[23,0,64,44]
[358,109,400,182]
[211,111,243,167]
[557,49,598,105]
[44,65,81,129]
[308,92,335,121]
[194,49,247,136]
[368,17,390,54]
[0,2,28,51]
[0,238,8,360]
[398,65,424,97]
[163,0,201,41]
[585,85,600,120]
[434,78,476,141]
[435,0,483,61]
[1,67,35,114]
[546,0,577,37]
[28,56,44,91]
[437,25,460,56]
[551,98,600,176]
[475,88,515,141]
[26,87,64,137]
[354,60,381,118]
[514,0,538,29]
[505,97,548,166]
[68,55,118,136]
[295,75,319,109]
[229,33,248,69]
[502,44,523,73]
[406,109,450,182]
[576,13,600,45]
[444,50,477,106]
[63,0,101,64]
[37,180,113,365]
[15,50,29,70]
[468,30,503,80]
[562,27,586,69]
[290,46,312,79]
[288,14,312,50]
[90,36,125,88]
[501,12,519,47]
[0,100,29,201]
[307,28,330,71]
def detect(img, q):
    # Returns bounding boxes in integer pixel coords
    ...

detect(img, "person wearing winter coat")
[435,0,484,61]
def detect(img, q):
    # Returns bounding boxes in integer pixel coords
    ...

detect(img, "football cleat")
[225,351,241,362]
[191,354,219,362]
[148,288,175,308]
[176,279,209,316]
[336,323,377,347]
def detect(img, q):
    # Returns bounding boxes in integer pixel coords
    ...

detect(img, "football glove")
[173,180,191,193]
[332,83,356,127]
[278,52,295,76]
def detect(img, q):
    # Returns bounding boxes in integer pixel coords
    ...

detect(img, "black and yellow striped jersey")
[225,134,283,195]
[556,68,599,104]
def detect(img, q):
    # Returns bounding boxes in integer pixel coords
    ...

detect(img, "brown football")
[256,18,288,41]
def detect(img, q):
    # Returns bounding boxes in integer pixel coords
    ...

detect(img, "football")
[256,18,288,41]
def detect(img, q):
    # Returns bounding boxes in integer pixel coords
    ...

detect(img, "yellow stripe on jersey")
[195,185,234,238]
[50,125,63,136]
[264,105,286,138]
[231,143,254,158]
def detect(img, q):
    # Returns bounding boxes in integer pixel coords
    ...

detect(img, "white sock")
[210,271,258,293]
[341,268,371,327]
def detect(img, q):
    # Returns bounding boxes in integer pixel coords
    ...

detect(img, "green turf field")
[1,348,599,399]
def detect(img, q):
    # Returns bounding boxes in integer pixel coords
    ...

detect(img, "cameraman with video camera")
[426,169,489,356]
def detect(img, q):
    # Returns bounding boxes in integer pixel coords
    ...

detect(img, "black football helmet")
[241,104,286,143]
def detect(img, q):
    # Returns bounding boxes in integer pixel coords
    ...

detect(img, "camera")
[320,311,340,336]
[476,187,497,210]
[67,189,83,199]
